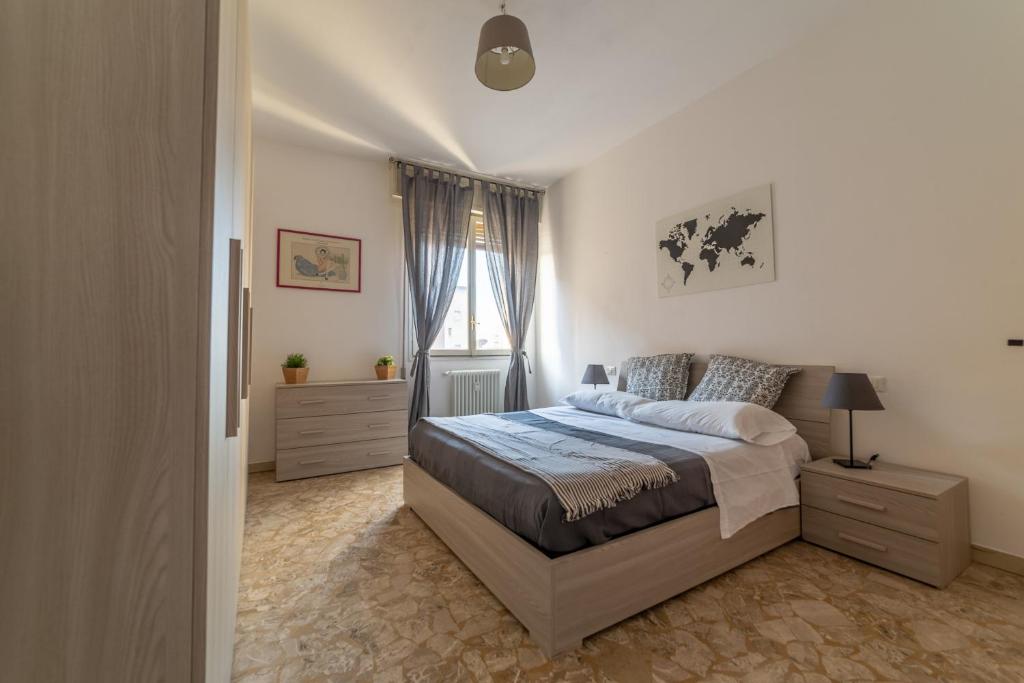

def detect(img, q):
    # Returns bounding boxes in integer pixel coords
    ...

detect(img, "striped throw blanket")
[424,412,679,522]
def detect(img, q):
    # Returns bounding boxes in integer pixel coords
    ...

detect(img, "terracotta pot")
[374,365,396,380]
[282,366,309,384]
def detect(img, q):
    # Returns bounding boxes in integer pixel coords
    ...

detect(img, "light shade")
[475,14,535,91]
[581,364,609,387]
[821,373,884,411]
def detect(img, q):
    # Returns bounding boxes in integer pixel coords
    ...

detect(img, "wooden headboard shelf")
[618,359,835,459]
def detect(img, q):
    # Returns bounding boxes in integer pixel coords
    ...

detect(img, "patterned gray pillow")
[688,355,801,408]
[625,354,694,401]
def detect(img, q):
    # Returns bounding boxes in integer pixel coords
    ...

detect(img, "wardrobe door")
[0,0,215,680]
[199,0,253,680]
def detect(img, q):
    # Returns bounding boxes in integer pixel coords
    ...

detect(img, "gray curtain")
[400,163,475,430]
[483,183,540,412]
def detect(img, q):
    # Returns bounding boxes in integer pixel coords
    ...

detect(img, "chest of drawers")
[275,379,408,482]
[800,459,970,587]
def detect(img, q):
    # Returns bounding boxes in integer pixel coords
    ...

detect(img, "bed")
[403,360,834,656]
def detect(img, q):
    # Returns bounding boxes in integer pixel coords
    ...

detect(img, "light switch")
[869,375,887,393]
[605,365,617,377]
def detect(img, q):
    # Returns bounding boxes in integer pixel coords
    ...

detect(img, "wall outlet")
[605,365,617,377]
[869,375,887,393]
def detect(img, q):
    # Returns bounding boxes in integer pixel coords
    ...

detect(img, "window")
[431,215,511,355]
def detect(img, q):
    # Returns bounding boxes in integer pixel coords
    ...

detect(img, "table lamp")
[821,372,884,469]
[581,364,609,390]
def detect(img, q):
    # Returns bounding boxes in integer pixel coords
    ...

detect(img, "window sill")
[427,351,511,359]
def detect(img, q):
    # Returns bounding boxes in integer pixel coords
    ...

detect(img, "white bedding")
[532,405,810,538]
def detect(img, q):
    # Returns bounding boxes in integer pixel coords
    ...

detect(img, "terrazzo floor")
[233,467,1024,682]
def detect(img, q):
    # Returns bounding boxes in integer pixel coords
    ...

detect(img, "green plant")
[282,353,307,369]
[375,355,395,367]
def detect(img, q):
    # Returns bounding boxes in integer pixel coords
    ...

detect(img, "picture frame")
[655,184,775,297]
[276,228,362,293]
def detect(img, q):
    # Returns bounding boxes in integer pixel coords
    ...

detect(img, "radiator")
[447,369,502,416]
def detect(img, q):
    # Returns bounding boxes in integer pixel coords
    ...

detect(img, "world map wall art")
[277,228,362,293]
[656,184,775,297]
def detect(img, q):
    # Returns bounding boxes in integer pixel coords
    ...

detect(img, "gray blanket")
[422,411,679,521]
[410,411,715,555]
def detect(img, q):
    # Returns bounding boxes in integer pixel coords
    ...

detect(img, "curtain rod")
[389,156,546,194]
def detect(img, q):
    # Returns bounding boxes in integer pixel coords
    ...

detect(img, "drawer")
[276,410,407,449]
[801,471,938,541]
[276,438,407,482]
[276,382,407,419]
[802,507,941,586]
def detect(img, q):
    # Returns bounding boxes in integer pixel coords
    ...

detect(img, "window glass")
[474,248,510,352]
[431,252,469,351]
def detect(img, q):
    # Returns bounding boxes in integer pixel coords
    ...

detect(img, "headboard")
[617,359,835,459]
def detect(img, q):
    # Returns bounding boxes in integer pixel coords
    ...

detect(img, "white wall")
[249,139,403,465]
[536,0,1024,556]
[250,138,535,464]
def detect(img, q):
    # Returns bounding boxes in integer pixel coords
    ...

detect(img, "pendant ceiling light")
[475,1,535,91]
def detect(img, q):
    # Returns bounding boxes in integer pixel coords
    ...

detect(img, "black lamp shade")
[821,373,884,411]
[581,364,609,387]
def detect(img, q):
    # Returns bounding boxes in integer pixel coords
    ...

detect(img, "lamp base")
[832,457,873,469]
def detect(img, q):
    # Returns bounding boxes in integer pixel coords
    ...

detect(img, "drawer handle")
[836,494,886,512]
[367,423,391,429]
[367,395,392,401]
[366,451,393,457]
[837,532,888,553]
[298,399,326,405]
[298,458,326,465]
[299,429,325,436]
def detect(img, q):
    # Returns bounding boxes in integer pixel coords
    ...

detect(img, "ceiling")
[251,0,851,186]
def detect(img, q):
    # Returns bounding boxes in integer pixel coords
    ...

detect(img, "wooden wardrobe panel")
[0,0,215,680]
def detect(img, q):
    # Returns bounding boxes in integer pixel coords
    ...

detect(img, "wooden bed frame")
[403,361,834,656]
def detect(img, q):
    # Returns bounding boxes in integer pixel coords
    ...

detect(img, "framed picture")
[276,228,362,293]
[655,184,775,297]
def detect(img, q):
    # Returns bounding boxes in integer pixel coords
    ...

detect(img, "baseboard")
[247,461,275,474]
[972,544,1024,577]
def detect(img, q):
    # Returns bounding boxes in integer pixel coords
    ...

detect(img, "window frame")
[428,214,510,358]
[432,215,512,358]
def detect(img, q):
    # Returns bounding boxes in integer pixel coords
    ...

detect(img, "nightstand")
[800,459,971,587]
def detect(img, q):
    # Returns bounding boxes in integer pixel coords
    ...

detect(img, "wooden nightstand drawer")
[802,507,942,586]
[276,410,407,449]
[800,459,970,588]
[276,381,407,419]
[276,438,407,482]
[802,471,938,540]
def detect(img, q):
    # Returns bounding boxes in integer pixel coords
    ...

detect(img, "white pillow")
[628,400,797,446]
[561,390,652,418]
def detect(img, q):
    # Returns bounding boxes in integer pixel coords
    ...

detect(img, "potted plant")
[281,353,309,384]
[374,355,396,380]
